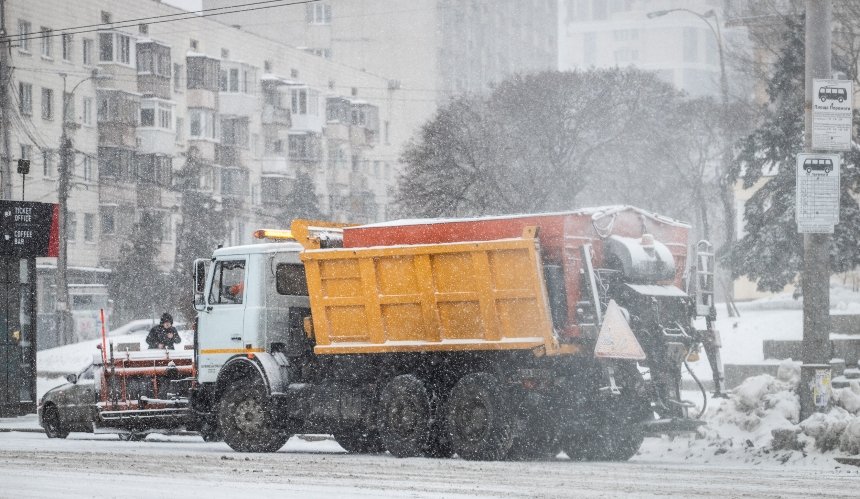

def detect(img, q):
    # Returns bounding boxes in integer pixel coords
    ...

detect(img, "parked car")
[39,359,99,438]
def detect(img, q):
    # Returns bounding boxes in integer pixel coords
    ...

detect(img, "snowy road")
[0,432,856,498]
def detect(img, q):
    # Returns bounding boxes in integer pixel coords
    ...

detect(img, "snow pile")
[639,359,860,466]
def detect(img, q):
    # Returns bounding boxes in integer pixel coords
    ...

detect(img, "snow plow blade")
[643,418,705,434]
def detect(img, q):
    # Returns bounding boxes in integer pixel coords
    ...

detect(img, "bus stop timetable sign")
[796,153,840,234]
[812,79,853,151]
[0,201,59,257]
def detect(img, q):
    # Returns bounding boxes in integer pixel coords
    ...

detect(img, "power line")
[3,0,313,44]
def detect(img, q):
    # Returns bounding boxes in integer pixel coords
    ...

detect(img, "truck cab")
[195,242,309,384]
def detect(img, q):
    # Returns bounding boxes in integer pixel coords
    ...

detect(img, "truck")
[189,206,723,460]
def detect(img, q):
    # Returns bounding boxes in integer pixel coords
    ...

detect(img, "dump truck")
[189,206,722,460]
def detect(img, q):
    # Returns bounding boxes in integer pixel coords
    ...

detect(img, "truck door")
[197,258,247,383]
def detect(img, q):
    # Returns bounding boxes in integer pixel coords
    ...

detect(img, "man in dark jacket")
[146,313,181,349]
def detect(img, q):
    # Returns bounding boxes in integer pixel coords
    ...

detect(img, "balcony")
[137,128,174,154]
[291,112,324,134]
[262,104,290,126]
[260,155,292,177]
[220,92,256,117]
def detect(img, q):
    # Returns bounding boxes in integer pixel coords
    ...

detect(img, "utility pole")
[57,74,72,345]
[799,0,833,420]
[0,0,12,200]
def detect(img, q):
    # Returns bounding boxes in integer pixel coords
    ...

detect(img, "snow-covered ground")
[0,431,857,498]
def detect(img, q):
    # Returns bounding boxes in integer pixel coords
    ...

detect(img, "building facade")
[4,0,407,345]
[559,0,736,98]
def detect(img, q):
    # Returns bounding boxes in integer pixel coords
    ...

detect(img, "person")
[146,313,181,350]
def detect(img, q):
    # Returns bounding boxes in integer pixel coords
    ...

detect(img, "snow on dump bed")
[639,359,860,466]
[353,205,691,228]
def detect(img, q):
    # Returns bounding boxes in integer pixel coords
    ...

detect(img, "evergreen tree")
[728,18,860,292]
[278,169,326,226]
[108,212,165,325]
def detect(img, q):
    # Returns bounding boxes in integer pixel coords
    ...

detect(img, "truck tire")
[507,400,557,460]
[335,429,385,454]
[43,406,69,439]
[378,374,431,457]
[219,380,290,453]
[446,372,513,461]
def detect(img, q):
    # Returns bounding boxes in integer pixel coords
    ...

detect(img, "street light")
[647,7,737,316]
[56,69,105,345]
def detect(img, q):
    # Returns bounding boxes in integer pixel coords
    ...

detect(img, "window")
[117,34,130,64]
[41,88,54,120]
[276,264,308,295]
[176,117,184,142]
[82,155,94,182]
[384,121,390,144]
[139,23,149,35]
[100,206,115,235]
[137,42,171,76]
[307,2,332,24]
[140,108,155,127]
[159,106,172,129]
[62,34,73,61]
[67,212,77,242]
[173,63,183,91]
[187,56,220,90]
[221,118,249,147]
[40,27,53,58]
[101,11,112,24]
[189,109,217,139]
[42,150,54,177]
[208,260,245,305]
[18,83,32,115]
[84,214,95,242]
[161,215,172,242]
[18,20,31,52]
[291,89,307,114]
[82,97,93,125]
[98,32,131,65]
[20,144,32,161]
[63,92,74,123]
[82,38,94,65]
[99,33,113,62]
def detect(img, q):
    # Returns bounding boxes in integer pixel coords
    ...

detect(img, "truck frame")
[190,206,721,460]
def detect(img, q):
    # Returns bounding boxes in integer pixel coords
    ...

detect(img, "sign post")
[795,153,840,234]
[811,79,853,150]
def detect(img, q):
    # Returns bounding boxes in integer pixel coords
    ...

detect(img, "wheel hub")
[234,398,264,433]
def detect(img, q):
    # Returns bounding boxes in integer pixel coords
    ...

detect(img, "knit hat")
[160,313,173,324]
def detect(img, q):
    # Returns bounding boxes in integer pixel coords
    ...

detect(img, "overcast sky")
[163,0,202,12]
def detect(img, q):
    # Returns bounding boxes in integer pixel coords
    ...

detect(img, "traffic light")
[17,159,30,175]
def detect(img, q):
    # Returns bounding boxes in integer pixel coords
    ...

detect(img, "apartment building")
[4,0,405,346]
[205,0,558,110]
[559,0,738,98]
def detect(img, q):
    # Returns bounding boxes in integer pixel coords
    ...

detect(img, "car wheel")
[118,432,148,442]
[43,406,69,439]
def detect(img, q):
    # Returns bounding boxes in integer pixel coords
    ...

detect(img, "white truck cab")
[195,242,309,384]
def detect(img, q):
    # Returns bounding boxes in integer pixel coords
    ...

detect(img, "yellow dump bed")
[300,232,566,356]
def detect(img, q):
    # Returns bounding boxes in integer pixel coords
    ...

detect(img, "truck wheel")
[508,401,557,460]
[335,429,385,454]
[378,374,431,457]
[219,380,289,452]
[43,406,69,439]
[446,372,513,461]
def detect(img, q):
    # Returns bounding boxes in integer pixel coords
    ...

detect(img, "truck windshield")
[209,260,246,305]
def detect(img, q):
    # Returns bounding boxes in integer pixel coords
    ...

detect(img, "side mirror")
[66,374,77,384]
[194,258,208,294]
